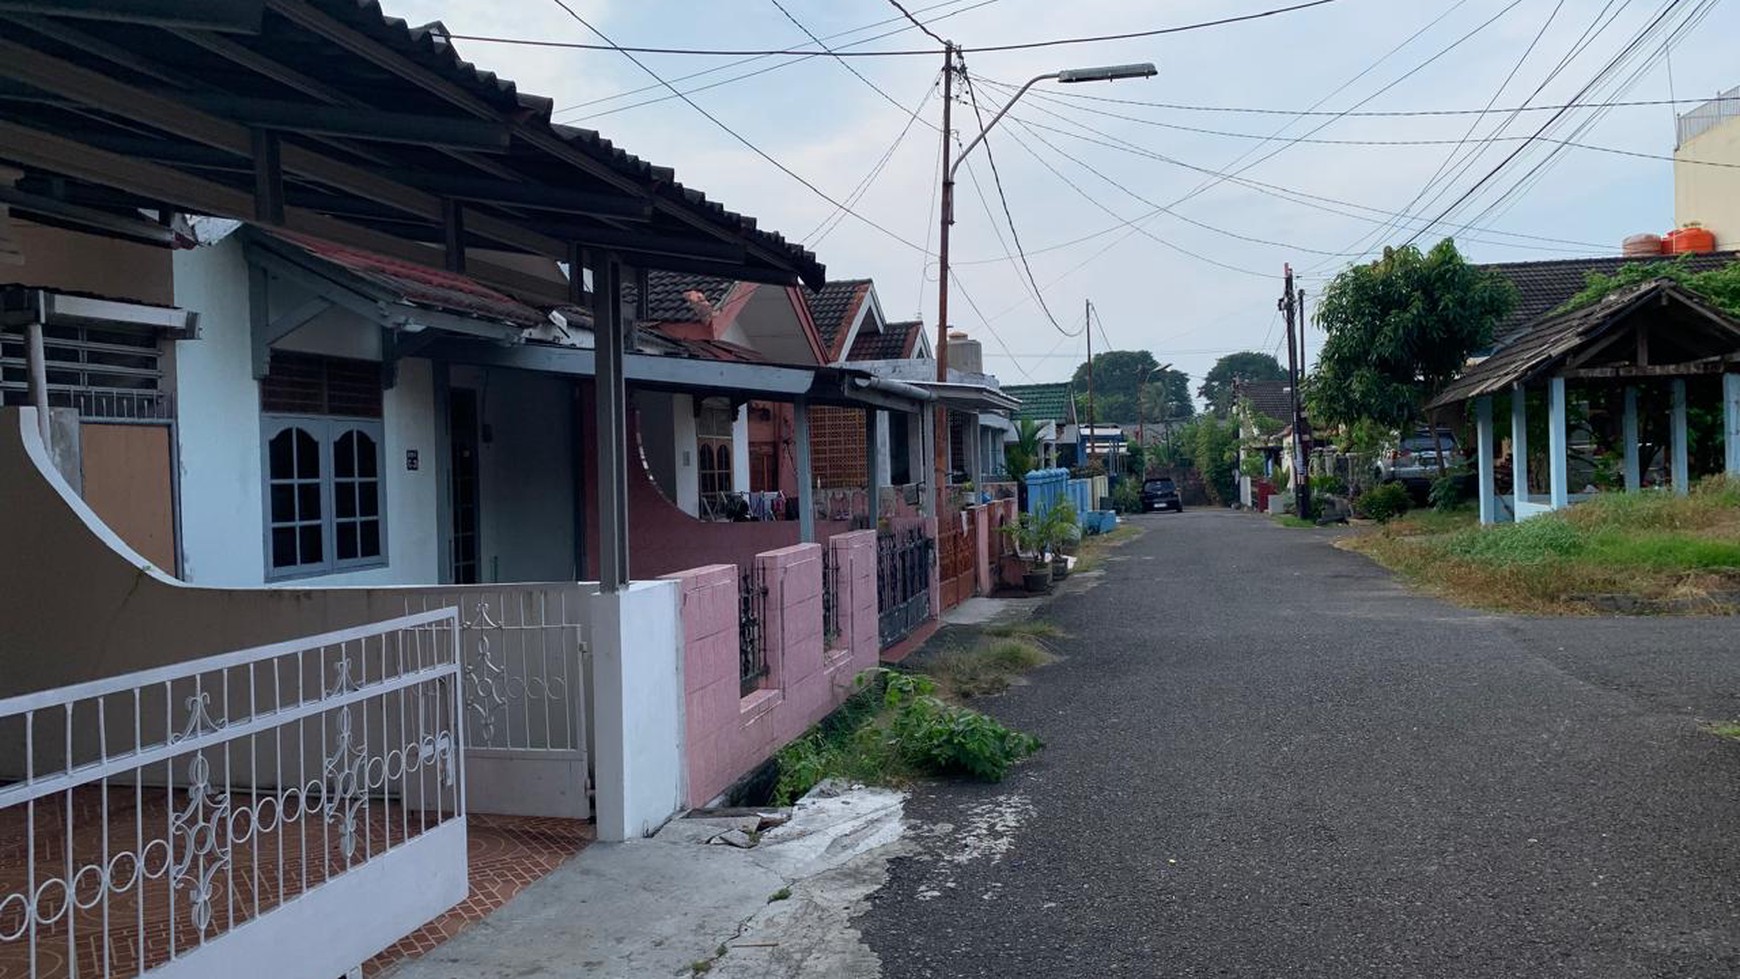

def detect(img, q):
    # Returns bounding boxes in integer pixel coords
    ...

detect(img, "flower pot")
[1022,567,1052,593]
[1050,555,1070,580]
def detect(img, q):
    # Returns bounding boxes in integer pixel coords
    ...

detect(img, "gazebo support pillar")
[1548,377,1569,510]
[1671,378,1690,496]
[1724,373,1740,476]
[1476,395,1496,525]
[1623,386,1641,492]
[1510,384,1530,512]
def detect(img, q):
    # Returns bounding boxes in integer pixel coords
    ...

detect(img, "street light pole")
[932,58,1155,510]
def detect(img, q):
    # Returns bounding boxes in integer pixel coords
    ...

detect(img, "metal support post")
[795,396,815,543]
[588,248,630,591]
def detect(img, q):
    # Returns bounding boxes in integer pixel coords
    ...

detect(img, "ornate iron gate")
[877,529,932,648]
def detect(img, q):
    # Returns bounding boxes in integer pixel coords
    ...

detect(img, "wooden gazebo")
[1429,279,1740,524]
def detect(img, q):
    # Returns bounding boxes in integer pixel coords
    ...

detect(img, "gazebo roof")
[1429,279,1740,409]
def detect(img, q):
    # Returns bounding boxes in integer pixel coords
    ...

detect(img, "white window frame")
[262,414,388,580]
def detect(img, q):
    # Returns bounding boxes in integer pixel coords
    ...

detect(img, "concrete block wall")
[668,530,880,807]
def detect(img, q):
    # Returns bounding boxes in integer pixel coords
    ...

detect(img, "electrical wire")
[771,0,942,130]
[886,0,950,46]
[804,72,941,245]
[448,0,1350,58]
[542,0,932,254]
[551,0,977,117]
[961,72,1079,337]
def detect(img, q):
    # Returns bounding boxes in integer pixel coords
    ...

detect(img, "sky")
[390,0,1740,399]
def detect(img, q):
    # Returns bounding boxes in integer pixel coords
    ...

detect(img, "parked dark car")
[1141,477,1183,513]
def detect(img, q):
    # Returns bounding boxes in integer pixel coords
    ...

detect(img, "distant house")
[1001,381,1075,469]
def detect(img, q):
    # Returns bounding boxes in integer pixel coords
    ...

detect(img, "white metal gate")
[400,587,591,820]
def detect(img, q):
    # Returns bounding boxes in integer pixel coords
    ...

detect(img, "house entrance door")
[449,388,482,584]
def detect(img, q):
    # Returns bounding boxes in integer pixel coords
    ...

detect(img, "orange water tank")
[1664,224,1717,254]
[1623,233,1664,257]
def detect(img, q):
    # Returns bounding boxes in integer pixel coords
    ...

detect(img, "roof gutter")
[851,374,934,402]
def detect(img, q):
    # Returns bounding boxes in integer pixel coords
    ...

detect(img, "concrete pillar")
[1724,374,1740,476]
[1510,384,1530,506]
[1476,395,1496,525]
[1548,377,1569,509]
[588,251,629,591]
[874,410,891,488]
[1623,386,1641,492]
[794,396,814,542]
[25,317,50,449]
[588,581,684,841]
[1671,378,1690,495]
[920,404,936,515]
[730,403,750,495]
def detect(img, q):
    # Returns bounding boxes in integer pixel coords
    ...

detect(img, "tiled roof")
[266,231,547,326]
[631,270,736,323]
[332,3,826,287]
[1001,382,1074,423]
[1236,379,1294,423]
[807,280,871,357]
[1485,251,1740,348]
[847,319,922,360]
[1432,279,1740,408]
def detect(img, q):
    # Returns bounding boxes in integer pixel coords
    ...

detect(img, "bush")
[1428,475,1464,512]
[1355,483,1411,523]
[1310,473,1348,498]
[1111,478,1142,514]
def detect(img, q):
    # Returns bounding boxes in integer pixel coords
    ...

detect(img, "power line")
[886,0,950,46]
[552,0,977,117]
[772,0,942,129]
[804,72,941,245]
[447,0,1350,58]
[542,0,933,255]
[961,73,1079,337]
[1003,90,1738,119]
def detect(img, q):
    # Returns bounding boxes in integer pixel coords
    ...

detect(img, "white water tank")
[947,330,982,374]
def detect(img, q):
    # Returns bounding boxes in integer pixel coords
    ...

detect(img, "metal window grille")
[822,545,841,644]
[1,322,165,410]
[261,352,383,419]
[877,529,932,648]
[739,564,767,696]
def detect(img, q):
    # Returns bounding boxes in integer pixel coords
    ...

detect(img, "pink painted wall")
[579,382,852,580]
[668,530,880,806]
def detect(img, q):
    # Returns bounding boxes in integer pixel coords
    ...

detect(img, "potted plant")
[1046,501,1078,579]
[1002,512,1053,593]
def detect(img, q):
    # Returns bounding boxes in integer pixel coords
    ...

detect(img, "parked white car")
[1375,429,1464,491]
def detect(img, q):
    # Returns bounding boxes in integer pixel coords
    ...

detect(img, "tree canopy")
[1070,349,1194,425]
[1306,239,1515,430]
[1199,351,1287,417]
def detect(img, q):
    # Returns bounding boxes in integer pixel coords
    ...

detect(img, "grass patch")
[925,632,1056,699]
[1071,523,1143,574]
[1273,515,1317,529]
[1347,479,1740,613]
[1703,721,1740,741]
[771,663,1047,804]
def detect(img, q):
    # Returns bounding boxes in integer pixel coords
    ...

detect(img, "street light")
[930,55,1156,511]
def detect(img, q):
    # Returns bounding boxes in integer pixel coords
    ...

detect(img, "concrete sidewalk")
[383,784,906,979]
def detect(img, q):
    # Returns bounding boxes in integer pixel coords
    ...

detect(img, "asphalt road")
[859,508,1740,978]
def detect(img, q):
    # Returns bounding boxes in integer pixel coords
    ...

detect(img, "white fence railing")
[0,609,465,979]
[397,586,591,819]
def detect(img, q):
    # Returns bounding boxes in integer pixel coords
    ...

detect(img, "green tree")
[1307,239,1515,470]
[1070,350,1192,425]
[1199,351,1287,417]
[1004,418,1043,484]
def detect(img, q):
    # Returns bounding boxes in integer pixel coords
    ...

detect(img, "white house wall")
[171,238,440,587]
[449,365,576,583]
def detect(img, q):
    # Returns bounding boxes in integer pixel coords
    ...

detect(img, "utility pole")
[932,42,957,513]
[1083,298,1095,464]
[1280,264,1310,519]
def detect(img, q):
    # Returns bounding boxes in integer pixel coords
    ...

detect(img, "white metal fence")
[0,609,465,978]
[399,586,591,819]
